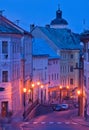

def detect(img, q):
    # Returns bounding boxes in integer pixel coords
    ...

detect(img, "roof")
[51,18,68,25]
[38,27,81,50]
[0,14,32,36]
[33,38,60,59]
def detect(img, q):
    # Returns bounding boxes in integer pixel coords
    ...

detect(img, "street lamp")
[74,53,84,117]
[77,89,81,116]
[66,86,69,97]
[31,83,35,102]
[41,85,43,104]
[23,87,27,119]
[37,81,41,103]
[59,86,62,103]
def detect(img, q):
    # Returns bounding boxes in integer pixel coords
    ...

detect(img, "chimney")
[30,24,35,32]
[45,24,50,28]
[0,10,5,16]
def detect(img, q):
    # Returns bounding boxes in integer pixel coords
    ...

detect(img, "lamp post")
[31,83,35,103]
[59,86,62,103]
[41,85,43,104]
[23,87,27,119]
[37,81,40,103]
[74,53,84,116]
[77,89,81,116]
[66,86,69,97]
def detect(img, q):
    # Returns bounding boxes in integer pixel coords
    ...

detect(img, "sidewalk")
[71,115,89,127]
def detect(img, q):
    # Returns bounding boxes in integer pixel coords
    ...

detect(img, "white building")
[0,14,32,117]
[32,38,60,104]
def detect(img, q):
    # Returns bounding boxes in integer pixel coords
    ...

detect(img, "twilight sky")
[0,0,89,33]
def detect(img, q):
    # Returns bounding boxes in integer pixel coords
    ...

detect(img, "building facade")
[32,38,60,103]
[31,7,82,100]
[80,30,89,117]
[0,14,32,117]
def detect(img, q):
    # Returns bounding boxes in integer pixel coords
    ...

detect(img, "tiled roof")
[33,38,60,59]
[39,27,81,50]
[0,15,27,34]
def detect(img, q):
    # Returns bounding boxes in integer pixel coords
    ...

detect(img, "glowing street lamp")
[23,87,27,119]
[77,89,81,116]
[77,90,81,96]
[59,86,62,103]
[41,85,44,104]
[31,83,35,102]
[37,81,41,103]
[37,81,40,86]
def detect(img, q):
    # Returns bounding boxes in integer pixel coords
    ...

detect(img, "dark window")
[70,66,73,72]
[2,41,8,53]
[70,54,73,59]
[2,71,8,82]
[70,78,73,85]
[88,49,89,62]
[52,74,53,80]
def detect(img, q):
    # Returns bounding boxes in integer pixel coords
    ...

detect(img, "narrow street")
[1,104,89,130]
[20,105,89,130]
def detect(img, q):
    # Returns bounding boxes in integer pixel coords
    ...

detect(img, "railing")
[24,100,39,119]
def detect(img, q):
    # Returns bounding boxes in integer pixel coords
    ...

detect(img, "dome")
[50,7,68,26]
[51,18,68,25]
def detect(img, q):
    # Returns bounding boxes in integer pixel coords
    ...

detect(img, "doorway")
[1,101,8,117]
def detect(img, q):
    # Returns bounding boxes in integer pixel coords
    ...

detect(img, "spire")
[56,4,62,19]
[58,3,60,10]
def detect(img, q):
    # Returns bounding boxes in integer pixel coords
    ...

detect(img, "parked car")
[52,104,62,111]
[61,104,69,110]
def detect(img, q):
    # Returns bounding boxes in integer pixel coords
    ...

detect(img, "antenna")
[0,10,5,15]
[58,3,60,10]
[83,18,86,31]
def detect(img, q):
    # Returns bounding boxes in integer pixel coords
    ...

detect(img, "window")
[52,74,53,80]
[2,41,8,53]
[45,71,46,80]
[70,78,73,85]
[88,49,89,62]
[70,66,73,72]
[2,71,8,82]
[70,54,73,59]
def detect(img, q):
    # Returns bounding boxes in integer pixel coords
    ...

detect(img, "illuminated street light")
[41,85,44,104]
[59,86,62,103]
[31,83,35,102]
[77,90,81,96]
[23,87,27,119]
[37,81,41,103]
[37,81,40,86]
[77,89,81,116]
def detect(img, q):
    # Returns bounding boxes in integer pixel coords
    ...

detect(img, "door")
[1,101,8,117]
